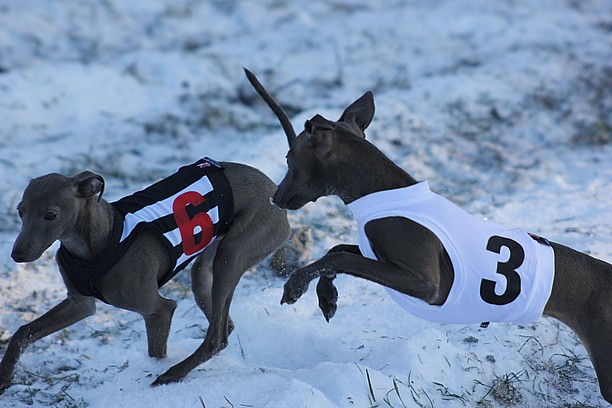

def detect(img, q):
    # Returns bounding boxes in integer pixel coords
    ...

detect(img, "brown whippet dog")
[245,68,612,403]
[2,158,289,392]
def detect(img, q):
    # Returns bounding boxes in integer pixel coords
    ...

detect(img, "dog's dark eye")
[44,211,57,221]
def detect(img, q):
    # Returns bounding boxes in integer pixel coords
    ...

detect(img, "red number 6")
[172,192,214,256]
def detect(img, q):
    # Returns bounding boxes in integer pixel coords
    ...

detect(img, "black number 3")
[480,236,525,305]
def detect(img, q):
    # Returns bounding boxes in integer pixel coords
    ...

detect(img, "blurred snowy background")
[0,0,610,407]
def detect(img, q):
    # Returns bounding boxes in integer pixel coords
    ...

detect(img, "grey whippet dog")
[245,69,612,403]
[2,159,289,392]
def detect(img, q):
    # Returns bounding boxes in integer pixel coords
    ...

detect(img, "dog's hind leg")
[579,310,612,403]
[150,162,290,386]
[571,273,612,403]
[190,240,235,335]
[151,213,288,386]
[545,243,612,403]
[563,287,612,403]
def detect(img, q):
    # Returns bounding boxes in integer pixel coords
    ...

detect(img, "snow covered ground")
[0,0,611,406]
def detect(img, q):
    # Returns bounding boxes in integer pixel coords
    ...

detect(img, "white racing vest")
[347,181,555,324]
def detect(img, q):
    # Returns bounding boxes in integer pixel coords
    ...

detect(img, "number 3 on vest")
[173,192,214,256]
[480,235,525,305]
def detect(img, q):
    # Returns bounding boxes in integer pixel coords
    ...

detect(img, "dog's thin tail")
[243,68,297,147]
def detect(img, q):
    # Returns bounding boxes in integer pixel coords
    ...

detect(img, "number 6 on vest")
[173,191,214,256]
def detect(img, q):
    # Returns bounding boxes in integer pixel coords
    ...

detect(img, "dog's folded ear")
[309,129,334,158]
[305,114,335,133]
[338,91,375,134]
[71,171,105,201]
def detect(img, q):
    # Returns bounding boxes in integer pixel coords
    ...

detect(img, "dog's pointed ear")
[338,91,375,134]
[72,171,105,201]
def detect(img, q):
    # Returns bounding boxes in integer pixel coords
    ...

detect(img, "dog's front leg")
[315,245,362,321]
[316,278,337,322]
[282,250,436,306]
[0,294,96,394]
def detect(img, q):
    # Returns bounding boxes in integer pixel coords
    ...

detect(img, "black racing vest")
[57,157,234,303]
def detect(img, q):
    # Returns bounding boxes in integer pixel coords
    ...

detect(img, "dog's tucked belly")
[348,181,555,325]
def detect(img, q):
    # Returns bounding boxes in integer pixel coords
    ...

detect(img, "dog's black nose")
[11,251,26,263]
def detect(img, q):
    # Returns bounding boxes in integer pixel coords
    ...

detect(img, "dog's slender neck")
[330,138,418,205]
[60,199,115,261]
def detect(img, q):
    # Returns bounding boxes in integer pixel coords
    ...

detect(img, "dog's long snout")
[11,234,44,263]
[271,189,287,209]
[12,237,27,262]
[272,183,298,210]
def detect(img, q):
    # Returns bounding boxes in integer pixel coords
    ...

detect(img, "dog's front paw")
[0,375,13,395]
[151,363,186,387]
[151,369,183,387]
[316,277,338,322]
[0,366,14,395]
[0,380,9,395]
[281,273,310,305]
